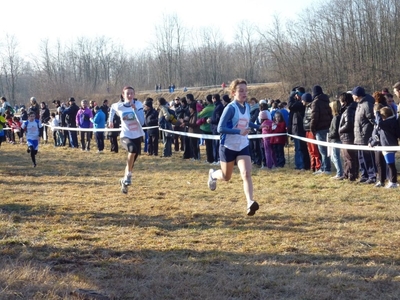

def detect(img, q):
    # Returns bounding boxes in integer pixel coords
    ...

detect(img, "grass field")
[0,139,399,299]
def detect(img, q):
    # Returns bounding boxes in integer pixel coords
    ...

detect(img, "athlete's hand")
[108,123,114,129]
[240,128,250,135]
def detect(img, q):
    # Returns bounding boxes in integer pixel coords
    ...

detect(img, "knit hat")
[301,93,313,103]
[144,100,153,108]
[259,99,267,105]
[312,85,323,98]
[351,86,366,97]
[259,110,269,120]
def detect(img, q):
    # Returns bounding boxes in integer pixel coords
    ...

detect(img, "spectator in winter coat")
[338,92,358,181]
[198,95,215,163]
[208,94,224,164]
[40,102,50,143]
[144,99,159,156]
[302,92,321,172]
[328,100,344,179]
[248,97,262,167]
[368,106,400,188]
[76,99,93,151]
[288,87,310,170]
[310,85,332,175]
[270,111,287,168]
[91,106,106,153]
[29,97,40,119]
[352,86,376,184]
[63,97,80,148]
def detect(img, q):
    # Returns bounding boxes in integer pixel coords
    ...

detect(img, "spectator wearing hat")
[144,98,159,156]
[288,87,310,170]
[352,86,376,184]
[302,92,321,173]
[310,85,332,175]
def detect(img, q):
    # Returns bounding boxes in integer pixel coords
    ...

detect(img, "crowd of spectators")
[1,82,400,190]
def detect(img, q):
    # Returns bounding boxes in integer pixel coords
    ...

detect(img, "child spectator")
[50,112,63,147]
[328,100,344,179]
[259,110,274,169]
[270,111,287,168]
[369,106,400,188]
[21,111,42,167]
[11,116,23,144]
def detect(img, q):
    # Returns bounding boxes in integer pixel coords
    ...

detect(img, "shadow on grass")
[0,243,399,299]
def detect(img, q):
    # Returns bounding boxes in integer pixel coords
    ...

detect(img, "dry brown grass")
[0,139,400,299]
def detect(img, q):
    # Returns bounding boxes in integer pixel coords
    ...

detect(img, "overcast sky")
[1,0,317,58]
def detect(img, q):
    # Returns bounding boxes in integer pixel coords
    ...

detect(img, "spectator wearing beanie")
[352,86,376,184]
[302,93,321,173]
[310,85,332,175]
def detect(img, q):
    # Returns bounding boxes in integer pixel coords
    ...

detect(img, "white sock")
[247,199,254,207]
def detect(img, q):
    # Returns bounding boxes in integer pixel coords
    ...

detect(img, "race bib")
[236,118,248,130]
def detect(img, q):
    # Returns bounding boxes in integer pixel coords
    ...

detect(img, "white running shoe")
[208,169,217,191]
[120,178,128,194]
[385,182,398,189]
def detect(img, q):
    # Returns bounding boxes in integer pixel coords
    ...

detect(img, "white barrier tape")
[13,123,400,152]
[43,124,158,132]
[287,134,400,152]
[159,128,288,140]
[160,128,220,140]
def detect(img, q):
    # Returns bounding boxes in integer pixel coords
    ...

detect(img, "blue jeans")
[293,138,304,169]
[315,129,331,172]
[162,132,172,157]
[331,143,343,177]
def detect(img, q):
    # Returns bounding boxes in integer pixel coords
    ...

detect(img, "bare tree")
[0,35,23,104]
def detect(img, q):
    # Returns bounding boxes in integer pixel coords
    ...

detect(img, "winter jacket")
[310,93,332,133]
[328,114,341,143]
[369,113,400,147]
[303,103,312,132]
[63,103,79,127]
[40,107,50,124]
[185,111,201,134]
[287,92,305,136]
[354,94,375,145]
[144,107,159,136]
[339,102,357,144]
[210,100,224,135]
[92,110,106,129]
[198,103,215,133]
[270,121,287,144]
[249,105,260,134]
[76,107,93,128]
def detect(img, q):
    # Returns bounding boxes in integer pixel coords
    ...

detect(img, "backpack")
[167,108,177,125]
